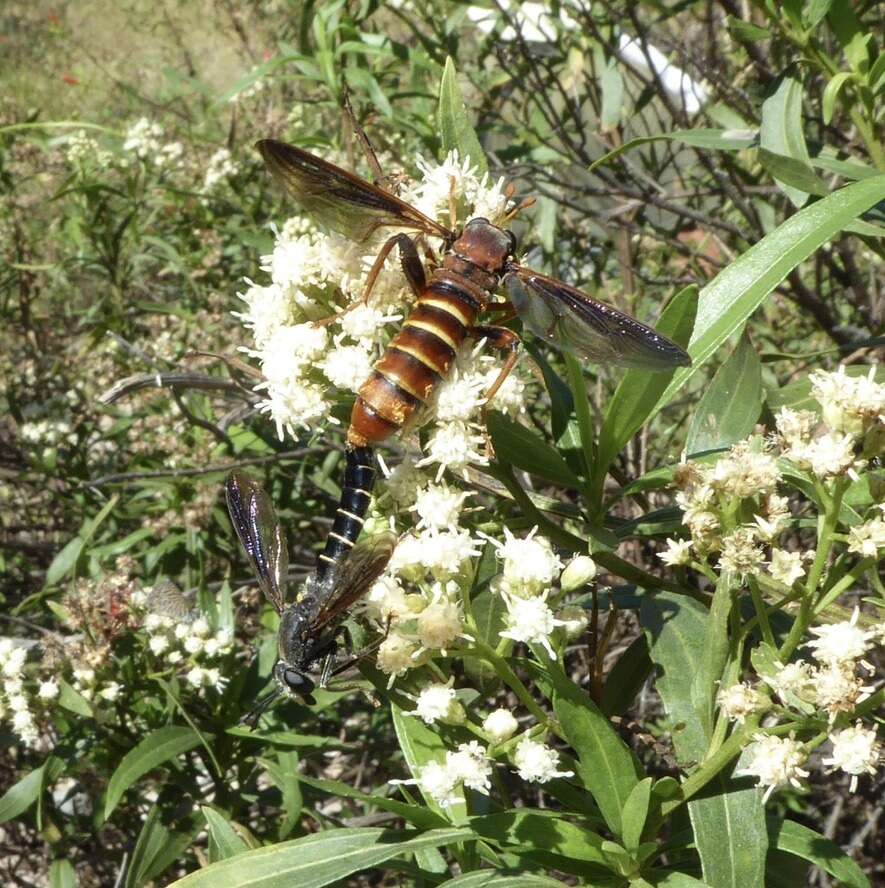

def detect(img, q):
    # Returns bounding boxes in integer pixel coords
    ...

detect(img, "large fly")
[225,471,394,724]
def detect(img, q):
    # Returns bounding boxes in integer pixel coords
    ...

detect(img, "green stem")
[470,639,555,734]
[778,477,846,660]
[747,576,776,648]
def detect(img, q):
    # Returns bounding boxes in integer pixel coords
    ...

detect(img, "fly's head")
[272,659,316,706]
[452,217,518,274]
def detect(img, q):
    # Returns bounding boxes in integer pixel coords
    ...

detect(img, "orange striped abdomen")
[347,284,480,446]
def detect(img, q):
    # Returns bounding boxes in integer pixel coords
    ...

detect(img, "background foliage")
[1,1,882,886]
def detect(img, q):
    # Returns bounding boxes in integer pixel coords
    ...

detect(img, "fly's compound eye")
[282,668,315,700]
[505,229,517,254]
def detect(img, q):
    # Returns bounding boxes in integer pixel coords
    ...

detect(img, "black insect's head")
[274,660,316,705]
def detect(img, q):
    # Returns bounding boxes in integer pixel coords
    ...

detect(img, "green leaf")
[391,702,460,817]
[688,775,767,888]
[602,635,653,717]
[548,659,641,836]
[822,71,854,123]
[807,0,834,28]
[726,16,772,41]
[596,285,697,478]
[653,175,885,416]
[104,726,205,821]
[125,805,201,888]
[167,826,471,888]
[203,806,250,861]
[438,57,487,174]
[641,593,710,762]
[297,775,448,830]
[757,148,828,196]
[470,810,607,862]
[597,49,623,129]
[760,73,813,206]
[58,678,92,718]
[0,761,47,823]
[44,536,85,587]
[588,129,756,173]
[685,333,762,453]
[438,872,569,887]
[621,778,653,851]
[49,859,77,888]
[487,411,580,488]
[769,819,869,888]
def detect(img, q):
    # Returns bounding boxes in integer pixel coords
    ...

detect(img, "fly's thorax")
[450,217,517,275]
[277,603,314,668]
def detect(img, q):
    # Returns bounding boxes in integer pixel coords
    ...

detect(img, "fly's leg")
[471,324,521,458]
[312,234,426,329]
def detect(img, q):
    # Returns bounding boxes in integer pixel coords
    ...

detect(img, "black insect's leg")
[329,615,392,679]
[242,683,283,729]
[342,87,387,186]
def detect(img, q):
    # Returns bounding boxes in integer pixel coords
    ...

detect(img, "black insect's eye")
[282,668,315,697]
[469,216,489,226]
[505,229,517,253]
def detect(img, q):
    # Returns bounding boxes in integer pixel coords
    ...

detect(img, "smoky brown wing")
[257,139,451,243]
[225,471,289,615]
[505,269,691,372]
[312,533,396,627]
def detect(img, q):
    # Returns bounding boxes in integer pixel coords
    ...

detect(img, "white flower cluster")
[65,130,113,169]
[718,607,881,799]
[0,639,41,747]
[202,147,239,192]
[368,509,579,681]
[122,117,184,168]
[390,731,572,808]
[236,149,524,480]
[140,609,234,692]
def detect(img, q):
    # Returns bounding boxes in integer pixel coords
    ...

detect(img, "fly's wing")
[505,269,691,372]
[225,472,289,615]
[256,140,452,243]
[311,533,397,628]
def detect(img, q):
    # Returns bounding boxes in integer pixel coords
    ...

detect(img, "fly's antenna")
[315,446,377,582]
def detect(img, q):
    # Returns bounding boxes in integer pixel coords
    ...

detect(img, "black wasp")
[225,471,395,723]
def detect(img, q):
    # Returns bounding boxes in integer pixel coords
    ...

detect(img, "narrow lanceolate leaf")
[438,872,569,888]
[685,333,762,453]
[547,659,641,837]
[438,57,487,175]
[769,819,870,888]
[642,594,767,887]
[641,593,710,764]
[760,72,814,206]
[168,826,471,888]
[104,726,206,821]
[487,410,580,488]
[203,807,250,861]
[0,761,48,823]
[688,776,767,888]
[596,286,697,479]
[653,175,885,415]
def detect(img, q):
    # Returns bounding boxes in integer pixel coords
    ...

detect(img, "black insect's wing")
[505,268,691,372]
[145,580,195,623]
[225,471,289,615]
[256,139,452,243]
[312,533,397,628]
